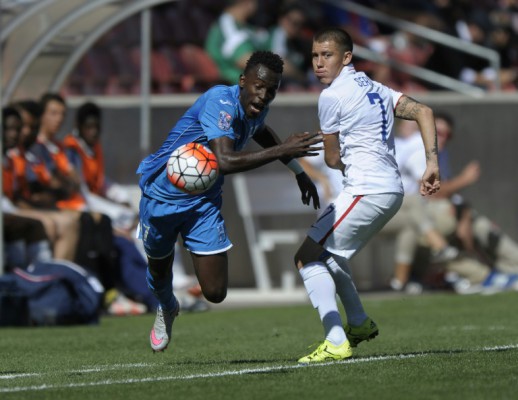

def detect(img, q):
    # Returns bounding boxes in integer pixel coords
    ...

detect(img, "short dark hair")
[314,27,353,53]
[76,102,101,127]
[2,106,22,128]
[40,92,66,112]
[244,51,284,75]
[14,99,42,119]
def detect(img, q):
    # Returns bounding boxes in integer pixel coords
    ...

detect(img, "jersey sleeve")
[199,95,238,142]
[389,87,404,111]
[318,91,341,135]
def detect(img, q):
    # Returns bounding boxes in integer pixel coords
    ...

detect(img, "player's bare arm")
[322,132,345,173]
[395,95,441,196]
[209,129,323,175]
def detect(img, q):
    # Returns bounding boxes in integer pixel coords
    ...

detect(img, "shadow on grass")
[161,345,517,369]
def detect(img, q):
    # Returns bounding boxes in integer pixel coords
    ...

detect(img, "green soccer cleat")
[298,340,353,364]
[345,317,379,348]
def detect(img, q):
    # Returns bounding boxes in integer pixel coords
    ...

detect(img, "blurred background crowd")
[59,0,518,96]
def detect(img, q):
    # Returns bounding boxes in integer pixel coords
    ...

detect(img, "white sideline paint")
[1,344,517,393]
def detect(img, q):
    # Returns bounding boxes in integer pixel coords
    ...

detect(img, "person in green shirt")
[205,0,261,84]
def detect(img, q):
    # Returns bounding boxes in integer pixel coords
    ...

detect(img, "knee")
[294,237,323,269]
[202,286,227,304]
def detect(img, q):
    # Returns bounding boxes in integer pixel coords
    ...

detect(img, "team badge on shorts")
[218,111,232,131]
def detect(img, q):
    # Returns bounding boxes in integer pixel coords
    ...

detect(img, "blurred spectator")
[265,2,313,91]
[2,106,53,270]
[390,113,518,294]
[26,94,146,314]
[4,102,81,262]
[205,0,262,84]
[63,101,137,233]
[31,93,87,210]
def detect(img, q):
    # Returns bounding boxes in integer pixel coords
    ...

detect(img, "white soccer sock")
[325,255,367,327]
[299,262,347,346]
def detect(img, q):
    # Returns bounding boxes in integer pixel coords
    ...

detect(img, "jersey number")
[367,92,388,143]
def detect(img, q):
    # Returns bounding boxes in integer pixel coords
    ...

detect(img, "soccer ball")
[167,143,219,194]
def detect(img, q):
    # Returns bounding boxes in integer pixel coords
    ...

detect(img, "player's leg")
[138,196,180,352]
[181,197,232,304]
[295,236,351,363]
[147,252,180,352]
[190,252,228,303]
[305,193,402,351]
[295,238,345,344]
[147,253,177,311]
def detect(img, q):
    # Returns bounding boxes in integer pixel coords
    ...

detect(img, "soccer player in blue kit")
[294,28,441,363]
[137,51,323,352]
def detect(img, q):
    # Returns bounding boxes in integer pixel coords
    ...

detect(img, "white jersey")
[394,131,426,195]
[318,65,404,195]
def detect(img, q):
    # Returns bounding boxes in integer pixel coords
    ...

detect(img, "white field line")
[1,344,517,393]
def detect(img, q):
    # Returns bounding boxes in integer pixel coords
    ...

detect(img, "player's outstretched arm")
[209,127,323,175]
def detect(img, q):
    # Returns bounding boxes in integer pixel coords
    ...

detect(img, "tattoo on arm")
[394,95,421,120]
[426,145,439,161]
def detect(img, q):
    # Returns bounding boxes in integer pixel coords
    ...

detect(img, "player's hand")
[282,132,323,158]
[295,172,320,209]
[420,164,441,196]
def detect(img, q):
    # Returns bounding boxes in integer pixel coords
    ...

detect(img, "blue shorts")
[138,194,233,259]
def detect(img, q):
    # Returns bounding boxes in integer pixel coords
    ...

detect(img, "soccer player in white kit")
[295,27,441,363]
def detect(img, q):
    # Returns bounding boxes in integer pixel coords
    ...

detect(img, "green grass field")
[1,291,517,400]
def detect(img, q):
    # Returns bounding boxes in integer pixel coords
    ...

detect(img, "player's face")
[239,65,281,119]
[79,116,101,147]
[40,100,66,136]
[312,40,351,85]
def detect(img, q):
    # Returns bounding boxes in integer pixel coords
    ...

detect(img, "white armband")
[286,159,304,175]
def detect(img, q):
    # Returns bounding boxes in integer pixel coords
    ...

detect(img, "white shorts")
[307,191,403,260]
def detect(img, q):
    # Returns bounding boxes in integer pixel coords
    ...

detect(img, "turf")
[1,291,517,400]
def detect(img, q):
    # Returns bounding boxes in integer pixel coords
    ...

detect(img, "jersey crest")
[218,111,232,131]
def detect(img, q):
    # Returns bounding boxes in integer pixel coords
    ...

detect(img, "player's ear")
[343,51,352,66]
[238,74,245,88]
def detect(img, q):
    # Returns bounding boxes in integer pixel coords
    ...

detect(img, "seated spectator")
[429,112,518,292]
[63,101,137,233]
[391,113,518,294]
[205,0,262,84]
[265,2,313,91]
[4,103,80,262]
[15,95,146,315]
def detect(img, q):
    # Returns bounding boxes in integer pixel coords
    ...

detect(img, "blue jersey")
[137,85,268,207]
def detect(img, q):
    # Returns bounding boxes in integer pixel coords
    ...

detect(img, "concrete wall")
[63,93,518,290]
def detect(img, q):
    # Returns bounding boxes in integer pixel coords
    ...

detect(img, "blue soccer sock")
[299,262,347,346]
[325,254,367,327]
[146,268,177,311]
